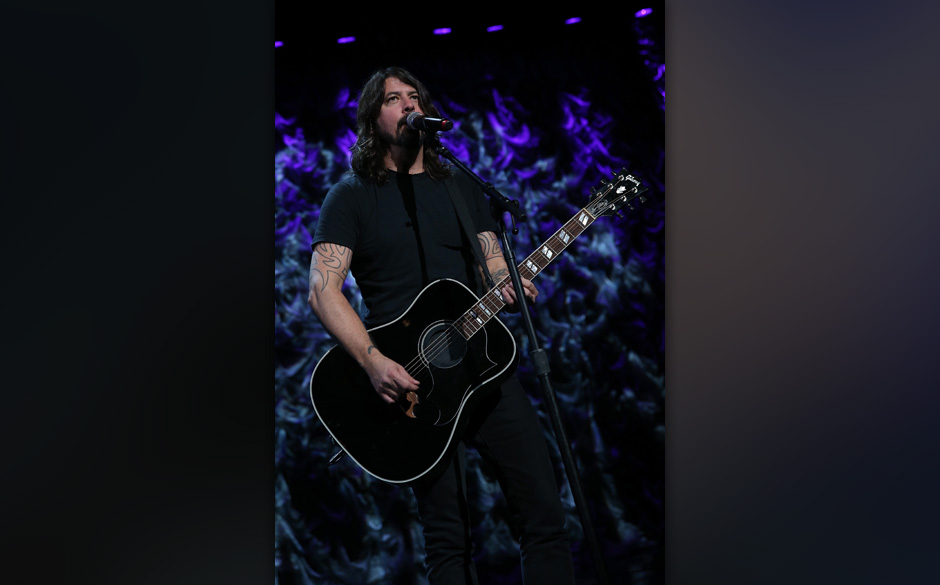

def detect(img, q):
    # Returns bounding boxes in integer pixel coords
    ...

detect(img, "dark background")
[3,1,940,584]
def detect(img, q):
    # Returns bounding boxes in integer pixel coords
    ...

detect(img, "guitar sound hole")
[419,321,466,369]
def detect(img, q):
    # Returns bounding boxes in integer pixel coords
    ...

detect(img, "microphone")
[405,112,454,132]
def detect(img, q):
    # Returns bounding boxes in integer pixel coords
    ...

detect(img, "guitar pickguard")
[408,319,500,426]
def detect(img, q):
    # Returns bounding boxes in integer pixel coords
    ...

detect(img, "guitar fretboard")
[453,206,598,340]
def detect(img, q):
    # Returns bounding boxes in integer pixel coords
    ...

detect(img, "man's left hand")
[500,277,538,313]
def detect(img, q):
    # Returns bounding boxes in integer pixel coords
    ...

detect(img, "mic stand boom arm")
[438,144,526,221]
[438,144,611,585]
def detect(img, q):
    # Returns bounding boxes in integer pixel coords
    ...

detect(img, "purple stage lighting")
[337,36,355,44]
[275,41,283,47]
[636,8,653,18]
[433,27,452,35]
[565,17,581,25]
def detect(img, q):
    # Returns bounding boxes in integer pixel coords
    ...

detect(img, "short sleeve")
[311,179,361,252]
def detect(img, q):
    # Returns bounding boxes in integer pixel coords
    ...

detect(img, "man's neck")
[385,145,424,175]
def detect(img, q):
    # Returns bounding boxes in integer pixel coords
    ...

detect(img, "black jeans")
[411,375,575,585]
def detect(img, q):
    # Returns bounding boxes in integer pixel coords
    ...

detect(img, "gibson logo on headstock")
[617,172,642,191]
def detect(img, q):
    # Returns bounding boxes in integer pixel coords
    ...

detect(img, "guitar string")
[398,274,513,379]
[397,213,591,383]
[396,203,606,382]
[390,180,631,398]
[395,221,582,378]
[379,176,637,411]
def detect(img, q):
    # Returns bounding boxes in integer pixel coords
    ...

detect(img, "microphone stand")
[439,144,611,585]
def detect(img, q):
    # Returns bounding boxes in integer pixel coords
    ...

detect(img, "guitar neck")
[454,206,598,339]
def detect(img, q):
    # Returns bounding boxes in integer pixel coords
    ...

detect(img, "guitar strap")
[443,175,496,290]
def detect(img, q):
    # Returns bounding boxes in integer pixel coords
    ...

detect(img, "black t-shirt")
[312,170,499,327]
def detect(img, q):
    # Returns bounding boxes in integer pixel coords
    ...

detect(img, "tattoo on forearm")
[310,243,351,293]
[490,268,509,282]
[356,340,379,368]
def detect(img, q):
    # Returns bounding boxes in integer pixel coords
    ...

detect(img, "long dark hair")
[349,66,452,184]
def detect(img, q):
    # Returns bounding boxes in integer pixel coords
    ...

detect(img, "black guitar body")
[309,167,648,484]
[309,278,518,484]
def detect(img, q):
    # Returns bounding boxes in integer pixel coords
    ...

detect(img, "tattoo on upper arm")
[310,243,351,293]
[477,231,503,261]
[478,231,510,286]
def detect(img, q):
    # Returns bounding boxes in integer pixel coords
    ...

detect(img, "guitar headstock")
[585,168,649,219]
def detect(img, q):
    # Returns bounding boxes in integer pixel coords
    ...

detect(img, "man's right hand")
[365,352,421,404]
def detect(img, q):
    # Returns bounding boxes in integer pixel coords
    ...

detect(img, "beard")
[377,122,422,150]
